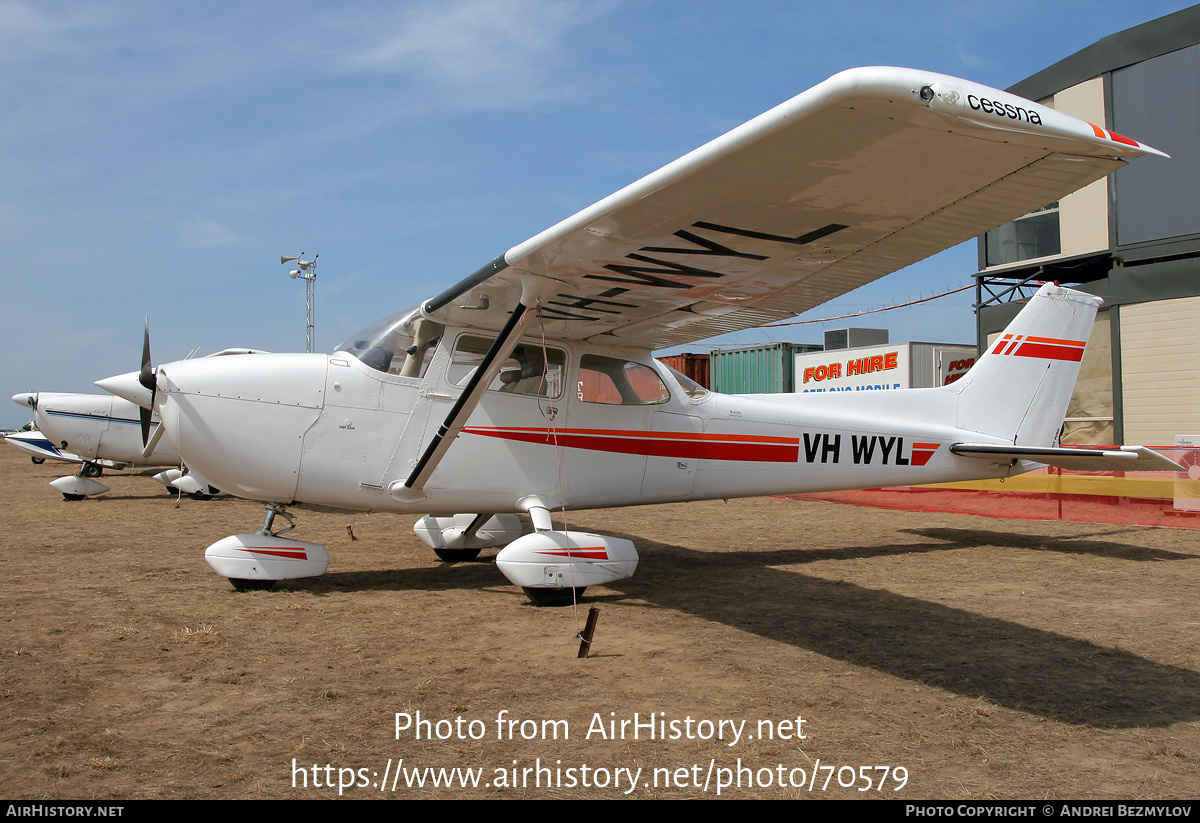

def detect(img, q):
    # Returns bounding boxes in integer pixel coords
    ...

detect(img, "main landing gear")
[495,499,639,607]
[415,501,640,607]
[199,501,641,607]
[413,513,523,563]
[522,586,588,607]
[152,467,222,500]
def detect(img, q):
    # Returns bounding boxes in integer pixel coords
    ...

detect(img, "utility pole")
[281,253,318,353]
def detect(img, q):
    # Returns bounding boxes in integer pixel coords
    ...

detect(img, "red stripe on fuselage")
[910,442,940,467]
[462,427,800,462]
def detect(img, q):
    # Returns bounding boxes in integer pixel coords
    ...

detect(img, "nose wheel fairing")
[204,503,329,587]
[204,533,330,586]
[49,474,110,500]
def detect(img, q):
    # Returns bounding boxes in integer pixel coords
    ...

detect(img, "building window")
[985,203,1061,266]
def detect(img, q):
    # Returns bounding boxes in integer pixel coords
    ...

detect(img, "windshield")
[335,306,445,378]
[664,365,709,400]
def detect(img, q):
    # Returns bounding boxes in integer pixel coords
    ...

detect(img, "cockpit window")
[449,335,565,398]
[578,355,670,405]
[335,306,445,378]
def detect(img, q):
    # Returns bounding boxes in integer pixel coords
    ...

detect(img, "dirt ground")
[1,447,1199,800]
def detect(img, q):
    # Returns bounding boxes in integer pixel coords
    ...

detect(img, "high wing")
[2,429,76,463]
[422,67,1163,349]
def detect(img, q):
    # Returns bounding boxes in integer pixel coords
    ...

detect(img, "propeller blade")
[137,320,158,446]
[141,420,165,459]
[140,404,153,448]
[139,319,154,392]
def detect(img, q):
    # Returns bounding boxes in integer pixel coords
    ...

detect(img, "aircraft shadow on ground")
[285,527,1200,729]
[904,526,1197,562]
[596,529,1200,730]
[288,561,507,597]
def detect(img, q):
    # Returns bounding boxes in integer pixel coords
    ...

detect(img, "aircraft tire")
[229,578,277,592]
[522,586,586,607]
[30,457,44,465]
[61,493,86,502]
[80,463,103,478]
[433,548,482,563]
[190,492,213,501]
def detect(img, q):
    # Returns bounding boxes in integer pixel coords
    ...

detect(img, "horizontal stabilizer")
[950,443,1184,472]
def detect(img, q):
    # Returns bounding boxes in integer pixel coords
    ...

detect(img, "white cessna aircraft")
[11,350,257,499]
[7,390,227,500]
[100,67,1181,602]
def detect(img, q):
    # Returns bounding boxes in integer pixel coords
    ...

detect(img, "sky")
[2,0,1195,428]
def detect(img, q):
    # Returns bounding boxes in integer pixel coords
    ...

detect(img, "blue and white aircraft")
[10,391,221,500]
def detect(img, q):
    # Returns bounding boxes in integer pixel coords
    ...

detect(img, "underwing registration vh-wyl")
[97,67,1182,605]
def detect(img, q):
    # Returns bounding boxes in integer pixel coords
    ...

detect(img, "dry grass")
[1,449,1199,798]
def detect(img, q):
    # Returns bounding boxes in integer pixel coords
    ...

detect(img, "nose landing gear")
[50,462,111,501]
[204,503,329,592]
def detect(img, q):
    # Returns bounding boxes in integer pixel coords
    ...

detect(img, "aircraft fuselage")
[153,330,1012,515]
[18,392,179,467]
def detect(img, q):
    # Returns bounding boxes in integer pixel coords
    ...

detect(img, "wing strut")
[396,302,533,498]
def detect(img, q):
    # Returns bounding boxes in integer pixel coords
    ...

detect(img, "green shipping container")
[710,342,821,394]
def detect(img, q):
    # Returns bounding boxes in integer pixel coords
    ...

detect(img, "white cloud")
[180,218,239,249]
[344,0,607,111]
[0,0,113,65]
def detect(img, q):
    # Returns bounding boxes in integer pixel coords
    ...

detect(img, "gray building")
[976,5,1200,447]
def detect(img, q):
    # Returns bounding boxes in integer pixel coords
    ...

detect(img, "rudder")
[951,284,1100,446]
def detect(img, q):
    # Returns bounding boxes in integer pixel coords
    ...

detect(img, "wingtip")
[1088,122,1169,159]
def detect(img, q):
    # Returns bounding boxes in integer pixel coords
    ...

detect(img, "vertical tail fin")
[951,284,1100,446]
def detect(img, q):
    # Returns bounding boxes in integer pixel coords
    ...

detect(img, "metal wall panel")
[1120,297,1200,446]
[1112,45,1200,245]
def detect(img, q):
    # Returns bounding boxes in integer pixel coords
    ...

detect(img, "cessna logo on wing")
[537,221,848,323]
[966,94,1042,125]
